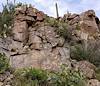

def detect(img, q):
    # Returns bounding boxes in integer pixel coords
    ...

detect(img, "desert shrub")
[95,68,100,81]
[13,68,48,86]
[0,53,9,73]
[48,64,86,86]
[55,22,72,40]
[88,41,100,66]
[44,16,58,27]
[44,16,72,40]
[71,42,100,66]
[76,23,80,30]
[15,2,23,8]
[0,2,15,37]
[12,65,86,86]
[71,45,90,61]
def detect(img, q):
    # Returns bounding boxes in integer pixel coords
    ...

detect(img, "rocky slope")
[0,5,100,86]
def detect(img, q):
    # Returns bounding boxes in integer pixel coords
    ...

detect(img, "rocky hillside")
[0,4,100,86]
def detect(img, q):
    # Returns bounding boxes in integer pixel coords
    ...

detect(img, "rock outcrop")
[0,5,71,71]
[63,10,100,41]
[0,5,100,86]
[80,10,99,36]
[77,61,96,79]
[0,4,100,71]
[0,4,100,69]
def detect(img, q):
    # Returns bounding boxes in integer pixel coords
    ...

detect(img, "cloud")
[0,0,100,18]
[32,0,100,18]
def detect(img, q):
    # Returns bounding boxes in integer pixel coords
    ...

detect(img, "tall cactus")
[55,2,59,18]
[7,0,8,5]
[14,0,16,4]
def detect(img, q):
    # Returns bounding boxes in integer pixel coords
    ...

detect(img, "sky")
[0,0,100,18]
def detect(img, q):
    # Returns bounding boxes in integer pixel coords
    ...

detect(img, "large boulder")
[63,10,100,41]
[29,26,65,48]
[11,25,70,70]
[29,34,42,50]
[9,18,70,70]
[10,47,70,71]
[12,21,28,42]
[0,37,12,57]
[15,14,35,21]
[15,5,44,22]
[10,6,70,70]
[36,11,44,21]
[9,40,25,55]
[26,6,37,17]
[79,10,99,36]
[15,5,27,15]
[77,61,96,79]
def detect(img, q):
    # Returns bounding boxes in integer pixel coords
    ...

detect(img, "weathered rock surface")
[0,5,71,70]
[87,79,100,86]
[0,71,14,86]
[12,21,28,42]
[11,25,70,70]
[0,5,100,78]
[0,5,100,86]
[77,61,96,79]
[80,10,99,36]
[63,10,100,42]
[0,82,3,86]
[1,4,100,86]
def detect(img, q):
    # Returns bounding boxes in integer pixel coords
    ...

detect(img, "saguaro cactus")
[55,2,59,18]
[14,0,16,4]
[7,0,8,5]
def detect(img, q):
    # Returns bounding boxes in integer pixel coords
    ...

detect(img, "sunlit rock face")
[0,5,71,71]
[79,10,99,36]
[0,5,100,74]
[63,10,100,41]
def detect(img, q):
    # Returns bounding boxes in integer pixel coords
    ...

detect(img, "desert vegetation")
[0,0,100,86]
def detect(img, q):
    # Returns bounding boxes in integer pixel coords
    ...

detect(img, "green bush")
[48,64,86,86]
[44,16,72,40]
[71,43,100,66]
[44,16,59,27]
[0,53,9,73]
[55,22,72,40]
[15,2,23,8]
[76,23,80,30]
[0,2,15,37]
[71,45,90,61]
[95,68,100,81]
[12,66,86,86]
[13,68,48,86]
